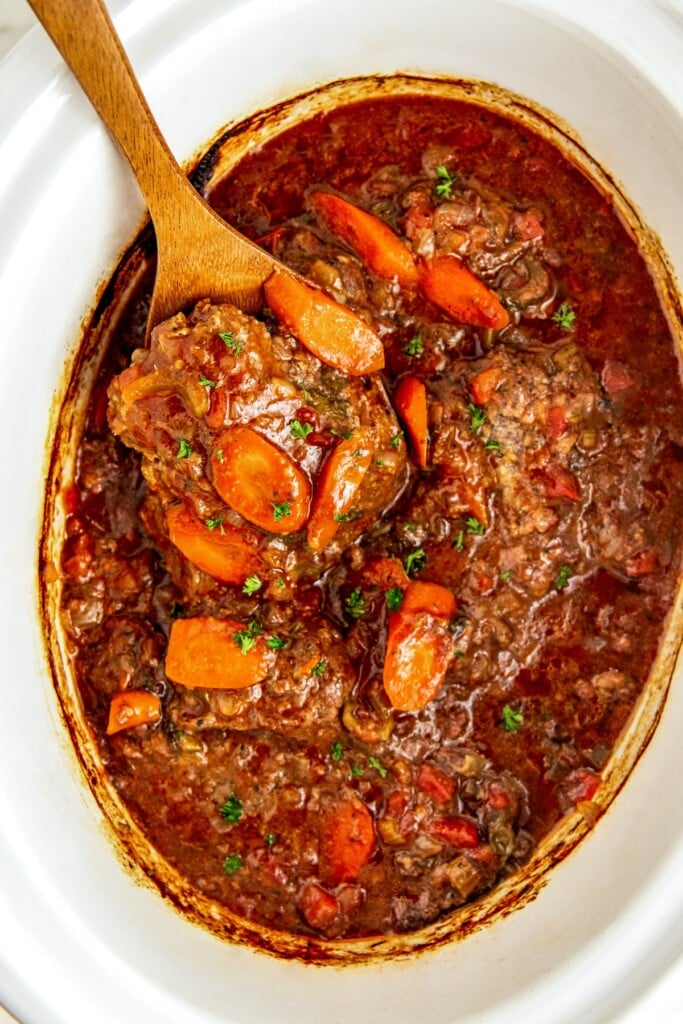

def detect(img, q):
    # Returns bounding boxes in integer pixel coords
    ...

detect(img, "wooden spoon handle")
[27,0,190,214]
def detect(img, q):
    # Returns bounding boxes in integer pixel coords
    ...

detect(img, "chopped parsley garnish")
[465,517,485,536]
[311,660,326,676]
[330,741,344,762]
[350,764,364,778]
[452,530,465,551]
[485,438,503,452]
[242,574,262,596]
[368,755,388,779]
[435,164,458,200]
[290,419,313,440]
[272,501,292,522]
[468,402,486,432]
[266,634,288,650]
[214,448,224,463]
[404,336,424,357]
[275,578,286,590]
[264,833,277,848]
[552,302,576,330]
[555,564,573,590]
[223,854,243,875]
[219,794,243,824]
[501,704,523,733]
[345,587,366,619]
[331,428,353,440]
[375,459,385,468]
[176,439,193,459]
[334,512,350,523]
[390,433,403,449]
[199,374,218,389]
[500,569,513,582]
[219,330,244,355]
[404,548,427,574]
[386,587,404,612]
[455,650,465,659]
[204,516,224,532]
[233,620,263,654]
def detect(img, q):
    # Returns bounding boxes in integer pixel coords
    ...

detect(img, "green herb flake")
[176,439,193,459]
[386,587,404,612]
[345,587,366,619]
[555,564,573,590]
[500,569,513,582]
[404,336,424,357]
[290,419,313,440]
[552,302,576,331]
[204,516,224,532]
[199,374,218,389]
[266,634,288,650]
[465,517,485,536]
[485,439,503,452]
[368,755,388,779]
[333,512,350,523]
[350,764,364,778]
[390,433,403,449]
[311,660,327,676]
[331,428,353,440]
[455,649,465,659]
[501,704,523,733]
[404,548,427,575]
[435,164,458,200]
[222,853,243,875]
[375,459,385,468]
[272,501,292,522]
[330,741,344,762]
[264,833,277,848]
[219,793,243,824]
[242,575,263,596]
[233,620,264,654]
[219,330,244,355]
[468,402,486,433]
[214,448,224,463]
[452,530,465,552]
[275,578,286,590]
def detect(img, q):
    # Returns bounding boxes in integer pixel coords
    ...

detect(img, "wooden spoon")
[27,0,278,330]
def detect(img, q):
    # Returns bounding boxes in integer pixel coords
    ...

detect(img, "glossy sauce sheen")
[59,96,683,939]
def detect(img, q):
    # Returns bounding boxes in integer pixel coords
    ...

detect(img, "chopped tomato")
[625,549,659,577]
[299,882,339,930]
[602,360,635,394]
[546,405,568,439]
[543,465,580,501]
[416,764,456,804]
[430,816,480,848]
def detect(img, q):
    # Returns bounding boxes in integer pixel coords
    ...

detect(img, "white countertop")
[0,0,34,61]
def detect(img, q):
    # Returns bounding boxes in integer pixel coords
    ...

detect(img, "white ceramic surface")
[1,1,682,1022]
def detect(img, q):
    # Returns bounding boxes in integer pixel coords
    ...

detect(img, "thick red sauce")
[58,95,683,939]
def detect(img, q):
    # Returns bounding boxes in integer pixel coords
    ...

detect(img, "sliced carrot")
[419,255,510,330]
[361,557,409,590]
[383,609,455,712]
[394,375,429,468]
[400,580,457,619]
[210,425,310,535]
[469,366,503,405]
[319,795,376,885]
[263,270,384,376]
[307,431,373,552]
[166,504,263,585]
[106,690,161,735]
[310,190,418,287]
[165,616,271,690]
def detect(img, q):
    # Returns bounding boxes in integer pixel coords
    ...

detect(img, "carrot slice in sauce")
[469,366,503,405]
[419,255,510,330]
[307,431,373,552]
[166,616,271,690]
[394,375,429,467]
[106,690,161,735]
[310,190,418,287]
[383,581,456,712]
[210,425,310,535]
[264,270,384,375]
[319,795,376,885]
[167,504,263,584]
